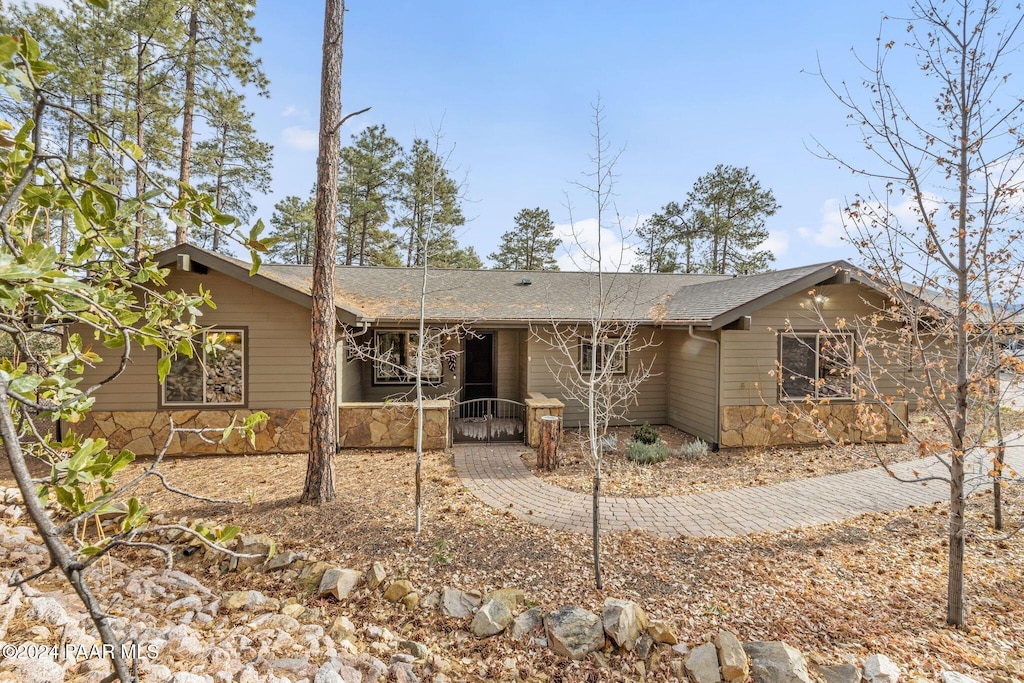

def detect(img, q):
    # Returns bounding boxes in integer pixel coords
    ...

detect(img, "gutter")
[688,324,721,452]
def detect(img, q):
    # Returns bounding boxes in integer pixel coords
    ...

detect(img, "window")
[579,338,626,374]
[373,330,442,385]
[162,329,246,406]
[780,332,854,400]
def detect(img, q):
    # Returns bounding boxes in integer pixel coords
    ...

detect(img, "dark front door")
[462,332,495,402]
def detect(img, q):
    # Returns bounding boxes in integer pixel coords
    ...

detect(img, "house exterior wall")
[525,325,667,428]
[716,282,908,446]
[339,340,364,402]
[719,282,906,407]
[76,268,314,412]
[495,329,521,401]
[665,329,718,444]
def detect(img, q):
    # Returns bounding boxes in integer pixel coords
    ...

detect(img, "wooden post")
[539,415,561,470]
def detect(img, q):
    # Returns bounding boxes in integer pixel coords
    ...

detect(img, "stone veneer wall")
[524,394,565,448]
[337,401,450,450]
[72,409,309,456]
[719,402,908,448]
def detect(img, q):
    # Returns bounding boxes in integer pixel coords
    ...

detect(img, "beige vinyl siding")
[665,329,718,443]
[518,328,530,399]
[79,269,313,411]
[338,341,364,402]
[720,282,906,407]
[495,329,521,400]
[526,325,666,427]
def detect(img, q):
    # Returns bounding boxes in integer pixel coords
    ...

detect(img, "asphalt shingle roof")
[258,264,731,322]
[160,246,857,329]
[662,262,844,323]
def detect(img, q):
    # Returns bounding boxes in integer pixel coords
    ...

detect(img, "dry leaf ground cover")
[3,438,1017,681]
[531,413,1024,498]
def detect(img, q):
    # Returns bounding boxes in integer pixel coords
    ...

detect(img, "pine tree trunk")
[300,0,345,505]
[211,125,228,252]
[133,35,145,260]
[177,3,199,245]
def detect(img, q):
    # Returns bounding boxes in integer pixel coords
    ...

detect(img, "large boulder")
[715,630,748,683]
[743,641,811,683]
[440,587,482,618]
[365,562,387,591]
[485,588,526,611]
[544,606,605,660]
[685,642,723,683]
[510,606,544,639]
[601,598,647,651]
[646,619,678,645]
[863,654,901,683]
[811,663,862,683]
[233,534,275,569]
[221,590,268,611]
[382,580,413,603]
[318,568,363,600]
[471,598,513,638]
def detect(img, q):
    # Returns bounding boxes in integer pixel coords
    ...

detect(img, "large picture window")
[162,329,246,406]
[373,331,442,385]
[780,332,854,400]
[579,338,626,375]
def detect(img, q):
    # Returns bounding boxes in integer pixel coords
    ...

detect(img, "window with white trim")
[780,332,854,400]
[162,329,246,406]
[373,331,442,385]
[579,338,627,374]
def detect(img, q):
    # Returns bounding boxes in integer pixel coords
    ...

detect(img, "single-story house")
[71,244,909,455]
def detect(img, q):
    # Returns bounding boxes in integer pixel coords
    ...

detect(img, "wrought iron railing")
[452,398,526,443]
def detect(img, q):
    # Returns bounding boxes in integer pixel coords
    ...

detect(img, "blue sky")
[246,1,933,270]
[148,3,953,268]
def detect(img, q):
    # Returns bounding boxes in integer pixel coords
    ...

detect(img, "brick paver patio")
[453,439,1024,538]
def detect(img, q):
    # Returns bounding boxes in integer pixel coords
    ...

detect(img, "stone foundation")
[338,401,451,450]
[71,409,310,456]
[525,394,565,447]
[719,402,908,448]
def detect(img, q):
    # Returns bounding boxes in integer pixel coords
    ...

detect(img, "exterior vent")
[519,278,532,286]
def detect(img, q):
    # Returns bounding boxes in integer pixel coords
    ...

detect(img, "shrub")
[626,440,670,465]
[598,434,619,454]
[632,422,660,445]
[677,438,709,460]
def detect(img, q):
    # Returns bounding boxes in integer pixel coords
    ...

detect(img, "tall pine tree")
[489,207,560,270]
[395,138,467,267]
[192,91,273,252]
[338,125,403,266]
[268,194,316,265]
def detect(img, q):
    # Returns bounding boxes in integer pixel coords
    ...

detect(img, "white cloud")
[282,125,318,151]
[554,214,647,272]
[762,229,790,259]
[281,105,298,118]
[796,198,848,248]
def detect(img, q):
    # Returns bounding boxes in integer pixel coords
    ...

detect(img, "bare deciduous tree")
[802,0,1024,627]
[533,98,658,589]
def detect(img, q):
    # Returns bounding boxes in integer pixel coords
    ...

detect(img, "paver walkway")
[453,439,1024,538]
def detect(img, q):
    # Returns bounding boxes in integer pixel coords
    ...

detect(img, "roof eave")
[155,244,364,325]
[707,261,859,330]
